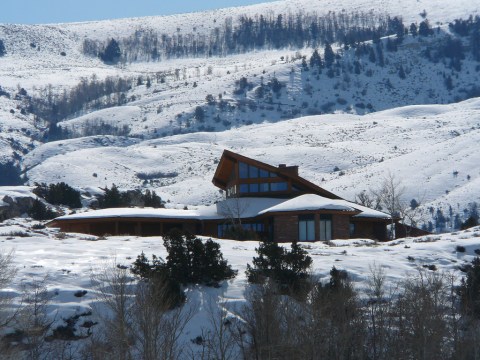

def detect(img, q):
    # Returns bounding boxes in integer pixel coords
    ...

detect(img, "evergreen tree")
[194,106,205,122]
[246,240,312,295]
[0,162,23,186]
[100,38,121,64]
[142,190,163,208]
[163,229,236,286]
[0,39,6,57]
[324,42,335,67]
[309,49,323,69]
[410,23,418,36]
[445,75,453,90]
[398,65,406,79]
[33,182,82,208]
[98,184,128,208]
[458,257,480,318]
[419,20,433,36]
[28,199,57,221]
[368,47,377,63]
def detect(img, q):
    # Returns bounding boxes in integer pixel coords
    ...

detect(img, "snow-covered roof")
[257,194,390,219]
[348,202,392,219]
[55,207,207,221]
[259,194,357,214]
[55,195,390,222]
[54,197,286,221]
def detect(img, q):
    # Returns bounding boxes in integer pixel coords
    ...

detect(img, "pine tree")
[0,39,6,57]
[419,20,432,36]
[309,49,323,69]
[398,65,406,79]
[28,199,57,220]
[99,184,127,208]
[100,38,121,64]
[410,23,418,36]
[368,47,376,63]
[324,42,335,67]
[458,257,480,318]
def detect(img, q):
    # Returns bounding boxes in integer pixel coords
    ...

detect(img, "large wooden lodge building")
[48,150,395,242]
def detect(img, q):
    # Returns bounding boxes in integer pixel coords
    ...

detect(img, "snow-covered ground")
[0,218,479,353]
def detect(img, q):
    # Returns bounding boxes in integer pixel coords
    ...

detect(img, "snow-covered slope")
[23,98,480,222]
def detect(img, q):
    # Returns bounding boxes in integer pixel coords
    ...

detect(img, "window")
[299,215,315,241]
[320,215,332,241]
[349,223,355,237]
[239,162,248,179]
[259,183,269,192]
[249,183,259,193]
[218,224,233,238]
[259,169,269,178]
[270,182,288,191]
[249,165,259,178]
[242,223,264,233]
[239,184,249,193]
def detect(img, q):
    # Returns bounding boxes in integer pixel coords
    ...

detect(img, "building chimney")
[278,164,298,175]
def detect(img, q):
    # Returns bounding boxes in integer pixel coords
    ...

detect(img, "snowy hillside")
[22,98,480,228]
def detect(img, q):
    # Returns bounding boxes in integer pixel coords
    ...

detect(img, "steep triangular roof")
[212,149,342,200]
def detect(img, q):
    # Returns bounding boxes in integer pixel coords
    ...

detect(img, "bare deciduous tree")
[90,260,135,360]
[195,298,239,360]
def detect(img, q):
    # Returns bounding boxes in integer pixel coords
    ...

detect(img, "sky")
[1,0,279,25]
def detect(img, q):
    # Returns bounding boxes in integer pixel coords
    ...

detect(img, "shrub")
[456,245,466,253]
[246,240,312,296]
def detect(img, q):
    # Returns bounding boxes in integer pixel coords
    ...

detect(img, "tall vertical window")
[239,162,248,179]
[299,215,315,241]
[320,215,332,241]
[249,165,259,178]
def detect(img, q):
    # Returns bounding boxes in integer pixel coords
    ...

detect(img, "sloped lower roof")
[52,195,390,223]
[258,194,391,219]
[259,194,358,214]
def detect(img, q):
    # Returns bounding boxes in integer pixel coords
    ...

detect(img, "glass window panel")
[249,165,259,178]
[320,217,332,241]
[299,221,307,241]
[259,183,269,192]
[239,184,249,193]
[239,162,248,179]
[307,220,315,241]
[259,169,269,178]
[270,172,277,178]
[325,220,332,241]
[271,182,288,191]
[249,183,259,193]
